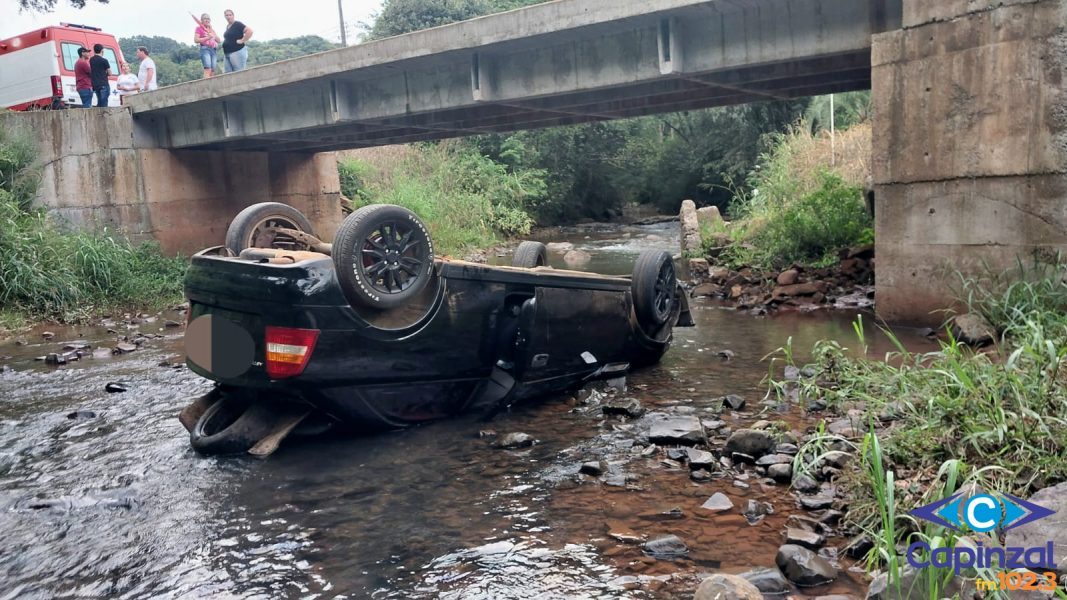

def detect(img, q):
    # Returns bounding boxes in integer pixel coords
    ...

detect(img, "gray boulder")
[725,429,775,458]
[649,415,706,446]
[693,574,762,600]
[642,534,688,559]
[739,566,791,596]
[775,544,838,587]
[1006,481,1067,574]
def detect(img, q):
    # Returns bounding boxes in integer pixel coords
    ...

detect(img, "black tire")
[512,241,547,268]
[225,202,315,254]
[332,204,435,310]
[632,250,677,329]
[190,396,275,455]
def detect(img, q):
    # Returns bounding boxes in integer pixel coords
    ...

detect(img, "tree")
[18,0,106,10]
[366,0,547,40]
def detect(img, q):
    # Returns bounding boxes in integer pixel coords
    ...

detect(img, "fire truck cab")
[0,23,126,110]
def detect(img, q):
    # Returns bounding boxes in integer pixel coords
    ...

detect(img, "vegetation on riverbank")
[711,122,874,270]
[0,126,186,330]
[771,260,1067,596]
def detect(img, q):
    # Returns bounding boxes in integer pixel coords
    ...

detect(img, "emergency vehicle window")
[102,47,119,72]
[60,43,81,70]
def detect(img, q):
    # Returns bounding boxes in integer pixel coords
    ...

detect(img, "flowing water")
[0,222,935,599]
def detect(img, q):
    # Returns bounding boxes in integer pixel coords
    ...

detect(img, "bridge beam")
[873,0,1067,325]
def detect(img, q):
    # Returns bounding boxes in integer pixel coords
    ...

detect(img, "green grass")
[765,262,1067,596]
[0,124,187,328]
[339,142,545,256]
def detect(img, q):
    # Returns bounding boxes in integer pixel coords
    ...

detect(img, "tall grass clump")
[766,263,1067,592]
[0,124,186,326]
[339,142,545,256]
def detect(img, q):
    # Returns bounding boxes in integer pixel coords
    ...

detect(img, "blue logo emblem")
[910,492,1055,532]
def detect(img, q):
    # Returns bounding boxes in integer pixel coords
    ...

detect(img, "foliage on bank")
[711,121,874,269]
[770,261,1067,596]
[0,125,186,328]
[339,142,545,255]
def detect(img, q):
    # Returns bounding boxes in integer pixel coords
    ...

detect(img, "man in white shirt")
[135,46,158,92]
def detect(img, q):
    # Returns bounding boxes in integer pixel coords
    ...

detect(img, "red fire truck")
[0,23,126,110]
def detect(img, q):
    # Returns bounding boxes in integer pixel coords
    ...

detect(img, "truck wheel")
[225,202,315,254]
[632,250,677,329]
[332,204,435,310]
[190,396,275,455]
[512,241,547,268]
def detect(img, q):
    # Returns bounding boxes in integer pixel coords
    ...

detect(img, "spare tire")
[512,241,547,268]
[332,204,435,310]
[190,396,275,455]
[631,250,677,330]
[225,202,315,254]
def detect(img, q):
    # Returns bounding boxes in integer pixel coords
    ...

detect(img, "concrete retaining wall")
[0,109,344,255]
[872,0,1067,325]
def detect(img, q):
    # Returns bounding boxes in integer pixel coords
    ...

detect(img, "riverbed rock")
[951,313,995,346]
[648,415,706,446]
[725,429,775,458]
[740,567,791,596]
[1006,481,1067,574]
[696,205,724,227]
[691,283,722,298]
[603,398,645,418]
[688,258,710,276]
[493,432,536,449]
[693,573,761,600]
[708,266,731,283]
[742,500,774,525]
[777,269,800,286]
[775,544,837,587]
[826,418,862,438]
[41,331,55,339]
[785,527,826,550]
[685,448,716,470]
[44,353,67,365]
[580,461,607,476]
[564,249,592,266]
[844,534,874,559]
[756,454,793,466]
[701,492,734,513]
[772,282,828,299]
[793,473,820,494]
[546,242,574,253]
[775,443,799,455]
[113,342,138,354]
[721,394,746,410]
[768,464,793,483]
[798,493,835,510]
[680,200,701,255]
[642,535,688,559]
[92,348,113,359]
[820,451,852,469]
[104,382,129,394]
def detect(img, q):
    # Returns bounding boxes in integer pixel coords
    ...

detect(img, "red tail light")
[50,75,62,97]
[264,326,319,379]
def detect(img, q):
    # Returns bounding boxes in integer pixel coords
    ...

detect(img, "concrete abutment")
[0,110,344,256]
[872,0,1067,325]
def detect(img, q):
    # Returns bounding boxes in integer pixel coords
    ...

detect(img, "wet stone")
[740,566,791,596]
[785,527,826,550]
[799,494,835,511]
[756,453,793,466]
[44,353,67,366]
[685,448,716,470]
[775,443,799,455]
[732,480,750,490]
[775,544,838,587]
[742,500,773,525]
[793,473,819,493]
[603,398,645,418]
[579,461,607,476]
[163,320,182,328]
[721,394,746,410]
[104,382,129,394]
[717,349,735,361]
[41,331,55,339]
[768,463,792,483]
[844,534,874,559]
[820,451,852,469]
[66,410,96,419]
[666,448,688,461]
[493,432,536,449]
[63,342,91,350]
[826,418,861,438]
[604,474,628,487]
[641,535,688,560]
[700,492,733,513]
[784,365,801,381]
[690,469,713,482]
[92,348,113,359]
[694,574,762,600]
[725,429,775,459]
[648,415,705,446]
[702,419,726,431]
[639,507,685,521]
[113,343,138,355]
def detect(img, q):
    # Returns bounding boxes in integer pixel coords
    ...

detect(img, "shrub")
[748,172,872,268]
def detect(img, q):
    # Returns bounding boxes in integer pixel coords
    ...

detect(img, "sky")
[1,0,385,45]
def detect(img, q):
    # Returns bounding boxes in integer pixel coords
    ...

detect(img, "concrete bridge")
[2,0,1065,325]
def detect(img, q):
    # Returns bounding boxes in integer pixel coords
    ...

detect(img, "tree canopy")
[18,0,106,10]
[365,0,546,40]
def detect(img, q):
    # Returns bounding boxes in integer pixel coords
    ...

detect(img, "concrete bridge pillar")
[872,0,1067,325]
[0,110,344,256]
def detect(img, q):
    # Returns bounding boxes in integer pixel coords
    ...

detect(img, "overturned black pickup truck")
[178,202,693,456]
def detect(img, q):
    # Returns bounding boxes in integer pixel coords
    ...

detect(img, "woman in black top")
[89,43,112,107]
[222,9,253,73]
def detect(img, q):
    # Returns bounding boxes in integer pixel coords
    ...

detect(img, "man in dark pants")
[74,47,93,107]
[89,43,112,108]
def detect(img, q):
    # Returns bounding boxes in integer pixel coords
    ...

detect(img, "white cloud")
[1,0,383,45]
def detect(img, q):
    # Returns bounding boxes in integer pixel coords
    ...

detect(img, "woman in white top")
[115,62,140,105]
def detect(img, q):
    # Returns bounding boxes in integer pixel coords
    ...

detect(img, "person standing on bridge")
[135,47,158,92]
[194,13,221,78]
[222,9,253,73]
[89,43,112,108]
[115,62,140,104]
[74,47,93,108]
